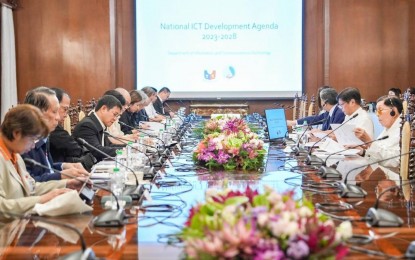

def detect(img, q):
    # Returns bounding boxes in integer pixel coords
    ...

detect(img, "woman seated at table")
[0,105,81,214]
[119,90,150,134]
[354,95,402,170]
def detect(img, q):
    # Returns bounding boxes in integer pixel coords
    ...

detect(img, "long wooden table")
[1,143,414,259]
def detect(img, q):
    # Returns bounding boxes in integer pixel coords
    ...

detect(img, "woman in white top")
[353,95,402,168]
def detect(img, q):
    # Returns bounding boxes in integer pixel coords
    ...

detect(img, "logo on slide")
[204,70,216,80]
[225,66,235,79]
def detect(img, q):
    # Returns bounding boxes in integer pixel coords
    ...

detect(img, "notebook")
[264,108,288,142]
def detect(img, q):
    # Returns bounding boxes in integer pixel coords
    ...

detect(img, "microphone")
[306,113,359,165]
[291,117,330,155]
[365,178,415,227]
[23,158,126,228]
[0,210,96,259]
[337,149,415,198]
[118,121,172,149]
[318,136,390,179]
[103,131,155,168]
[76,138,144,201]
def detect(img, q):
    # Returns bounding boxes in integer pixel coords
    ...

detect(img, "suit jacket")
[0,154,66,214]
[133,109,149,126]
[297,105,345,131]
[72,113,123,162]
[21,138,63,182]
[119,110,137,134]
[322,105,345,130]
[49,125,83,163]
[153,96,168,116]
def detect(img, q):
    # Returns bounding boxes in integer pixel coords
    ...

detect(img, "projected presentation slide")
[136,0,303,98]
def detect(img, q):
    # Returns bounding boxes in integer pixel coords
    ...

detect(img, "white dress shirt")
[144,103,158,119]
[366,117,401,168]
[344,107,374,139]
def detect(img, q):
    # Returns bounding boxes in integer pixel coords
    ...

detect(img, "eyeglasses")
[337,101,347,109]
[112,111,121,119]
[376,107,392,116]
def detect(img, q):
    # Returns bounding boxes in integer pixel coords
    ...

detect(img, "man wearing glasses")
[297,88,345,132]
[48,88,96,171]
[336,87,374,141]
[73,95,125,162]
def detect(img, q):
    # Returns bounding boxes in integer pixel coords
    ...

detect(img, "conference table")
[1,140,415,259]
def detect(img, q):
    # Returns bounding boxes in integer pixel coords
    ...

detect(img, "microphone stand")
[306,113,359,165]
[319,135,389,179]
[291,117,329,155]
[75,138,144,201]
[365,178,415,227]
[339,149,415,198]
[23,158,126,228]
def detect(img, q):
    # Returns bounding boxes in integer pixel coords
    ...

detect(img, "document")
[330,124,364,146]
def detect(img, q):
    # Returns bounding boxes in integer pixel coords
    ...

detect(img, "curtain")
[1,5,17,121]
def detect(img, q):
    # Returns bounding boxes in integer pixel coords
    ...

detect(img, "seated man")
[295,88,345,132]
[105,88,138,143]
[153,87,175,117]
[72,95,125,162]
[49,88,96,171]
[22,87,90,182]
[337,87,374,141]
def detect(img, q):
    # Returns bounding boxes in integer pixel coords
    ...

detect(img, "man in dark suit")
[22,87,89,182]
[153,87,173,117]
[49,88,96,171]
[296,88,345,131]
[72,95,125,162]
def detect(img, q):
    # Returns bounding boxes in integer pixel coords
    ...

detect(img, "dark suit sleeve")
[73,120,118,162]
[49,127,84,161]
[119,112,133,134]
[21,152,61,182]
[332,107,345,124]
[296,112,327,125]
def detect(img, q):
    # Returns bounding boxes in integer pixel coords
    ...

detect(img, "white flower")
[270,218,299,238]
[257,213,269,227]
[336,221,353,242]
[298,206,313,217]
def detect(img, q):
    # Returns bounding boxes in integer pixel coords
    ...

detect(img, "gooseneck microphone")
[23,158,125,227]
[306,113,359,165]
[76,138,143,201]
[318,136,390,179]
[338,149,415,198]
[291,117,329,155]
[103,132,155,167]
[365,178,415,227]
[118,121,170,148]
[0,210,96,259]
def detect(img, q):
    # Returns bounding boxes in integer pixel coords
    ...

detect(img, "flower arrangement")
[193,117,266,171]
[179,186,352,260]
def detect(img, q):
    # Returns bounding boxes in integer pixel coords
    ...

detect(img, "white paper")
[32,190,93,216]
[330,124,364,145]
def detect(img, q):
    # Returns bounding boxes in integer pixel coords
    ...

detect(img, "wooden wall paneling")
[115,0,136,91]
[329,0,383,102]
[14,0,111,102]
[380,0,409,94]
[303,0,324,113]
[409,1,415,88]
[329,0,411,102]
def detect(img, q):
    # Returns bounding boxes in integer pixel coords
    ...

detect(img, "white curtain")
[1,5,17,121]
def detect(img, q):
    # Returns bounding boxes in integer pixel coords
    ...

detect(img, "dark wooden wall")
[12,0,415,117]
